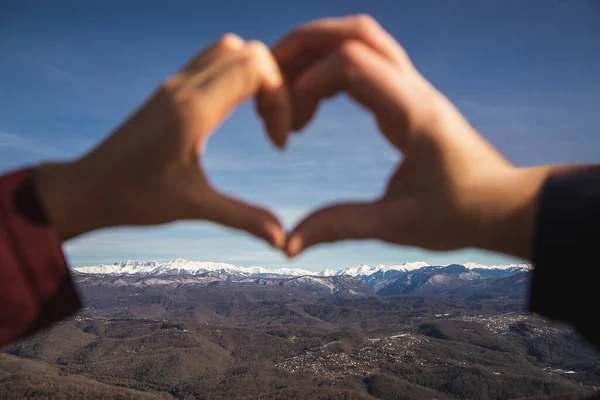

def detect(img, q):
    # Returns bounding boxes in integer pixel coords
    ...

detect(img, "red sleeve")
[0,169,80,348]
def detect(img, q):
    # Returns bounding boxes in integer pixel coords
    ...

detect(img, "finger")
[189,40,292,149]
[254,73,293,150]
[196,187,286,249]
[291,40,412,149]
[285,201,385,257]
[291,92,319,132]
[273,15,411,78]
[180,33,245,76]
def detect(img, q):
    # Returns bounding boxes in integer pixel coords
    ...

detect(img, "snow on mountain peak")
[384,262,430,272]
[463,262,532,271]
[73,259,531,278]
[335,262,431,277]
[335,265,372,277]
[74,260,313,277]
[318,269,337,277]
[328,261,530,277]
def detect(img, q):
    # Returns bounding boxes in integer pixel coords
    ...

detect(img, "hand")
[34,34,290,248]
[275,15,551,260]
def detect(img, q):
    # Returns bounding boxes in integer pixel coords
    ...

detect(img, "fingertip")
[290,83,319,132]
[275,129,289,150]
[255,87,293,151]
[264,221,286,250]
[285,234,304,258]
[270,128,289,151]
[260,115,288,150]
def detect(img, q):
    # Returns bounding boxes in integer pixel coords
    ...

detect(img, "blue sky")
[1,0,599,271]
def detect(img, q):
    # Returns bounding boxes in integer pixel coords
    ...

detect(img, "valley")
[1,261,598,399]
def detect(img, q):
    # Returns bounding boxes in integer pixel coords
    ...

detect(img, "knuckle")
[353,14,380,37]
[160,74,182,93]
[244,41,280,87]
[338,40,364,63]
[244,40,272,68]
[217,33,244,51]
[337,42,366,85]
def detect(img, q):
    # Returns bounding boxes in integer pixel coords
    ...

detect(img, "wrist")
[470,166,552,261]
[32,159,116,241]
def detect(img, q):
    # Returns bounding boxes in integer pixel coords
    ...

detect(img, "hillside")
[2,274,598,400]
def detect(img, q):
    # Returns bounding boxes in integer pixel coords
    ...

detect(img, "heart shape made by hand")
[268,15,520,259]
[36,15,534,264]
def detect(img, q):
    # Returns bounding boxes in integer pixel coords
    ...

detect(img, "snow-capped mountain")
[72,271,373,296]
[74,259,313,278]
[318,269,337,277]
[462,262,531,271]
[333,262,430,277]
[329,262,531,290]
[72,259,533,296]
[374,264,533,296]
[332,262,531,277]
[73,259,532,289]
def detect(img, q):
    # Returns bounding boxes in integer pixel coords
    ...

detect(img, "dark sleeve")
[529,166,600,349]
[0,169,81,348]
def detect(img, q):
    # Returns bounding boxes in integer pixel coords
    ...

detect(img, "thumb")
[191,188,286,250]
[286,201,389,257]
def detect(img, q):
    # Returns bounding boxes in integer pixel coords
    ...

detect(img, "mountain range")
[73,259,533,298]
[74,259,531,278]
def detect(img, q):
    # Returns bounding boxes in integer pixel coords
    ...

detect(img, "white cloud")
[0,131,66,157]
